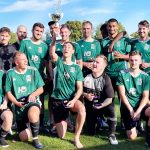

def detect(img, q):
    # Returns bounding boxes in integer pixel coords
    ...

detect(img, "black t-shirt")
[83,73,114,102]
[0,44,16,72]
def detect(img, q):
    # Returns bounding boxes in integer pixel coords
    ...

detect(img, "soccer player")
[83,55,118,145]
[0,70,13,148]
[13,25,27,50]
[53,24,83,69]
[0,27,16,72]
[117,51,150,145]
[131,20,150,75]
[77,21,101,77]
[5,52,45,149]
[19,22,49,129]
[101,18,131,90]
[49,31,86,149]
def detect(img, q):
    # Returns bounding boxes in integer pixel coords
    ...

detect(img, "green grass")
[3,97,148,150]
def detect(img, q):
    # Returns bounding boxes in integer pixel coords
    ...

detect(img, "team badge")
[137,78,142,85]
[26,75,31,82]
[144,44,149,50]
[91,44,95,49]
[13,78,16,81]
[70,67,75,73]
[116,41,121,47]
[38,47,42,53]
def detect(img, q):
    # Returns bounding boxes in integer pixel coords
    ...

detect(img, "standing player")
[5,52,44,149]
[117,51,150,146]
[77,21,101,77]
[13,25,27,50]
[0,27,16,72]
[131,20,150,75]
[19,23,49,129]
[50,31,86,148]
[54,24,83,69]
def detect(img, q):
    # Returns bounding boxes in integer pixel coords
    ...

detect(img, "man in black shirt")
[83,55,118,145]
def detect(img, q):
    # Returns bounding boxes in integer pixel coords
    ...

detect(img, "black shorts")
[52,98,75,124]
[121,104,150,130]
[16,103,40,133]
[84,99,116,120]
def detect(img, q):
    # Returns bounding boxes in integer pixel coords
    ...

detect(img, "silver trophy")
[48,0,63,27]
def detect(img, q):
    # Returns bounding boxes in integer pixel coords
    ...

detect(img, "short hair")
[63,41,75,50]
[138,20,149,28]
[107,18,119,24]
[96,55,108,65]
[129,50,142,57]
[32,22,44,31]
[13,51,26,61]
[100,23,107,32]
[82,21,93,28]
[17,25,27,33]
[60,24,71,31]
[0,27,11,34]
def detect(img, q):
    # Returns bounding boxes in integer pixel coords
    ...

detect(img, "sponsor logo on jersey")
[31,55,39,61]
[18,86,27,94]
[129,88,136,95]
[91,44,95,49]
[38,47,42,53]
[126,79,129,82]
[26,75,31,82]
[84,51,91,57]
[137,78,142,85]
[64,72,70,79]
[70,67,75,73]
[81,45,84,47]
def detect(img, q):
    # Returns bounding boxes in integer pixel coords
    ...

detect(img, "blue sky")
[0,0,150,37]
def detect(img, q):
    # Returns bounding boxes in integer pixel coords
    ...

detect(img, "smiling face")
[63,42,74,58]
[0,31,11,45]
[138,25,149,39]
[60,27,70,41]
[15,53,28,69]
[92,56,107,73]
[107,21,118,36]
[32,26,44,41]
[129,54,142,70]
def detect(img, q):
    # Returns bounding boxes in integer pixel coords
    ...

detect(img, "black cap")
[48,21,56,26]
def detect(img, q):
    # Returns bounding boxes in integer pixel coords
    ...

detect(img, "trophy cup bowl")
[49,12,63,22]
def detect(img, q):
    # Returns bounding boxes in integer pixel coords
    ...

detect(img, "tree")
[130,31,150,38]
[65,21,82,42]
[9,32,17,44]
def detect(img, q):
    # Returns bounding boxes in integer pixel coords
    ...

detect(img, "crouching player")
[5,52,44,149]
[0,70,13,148]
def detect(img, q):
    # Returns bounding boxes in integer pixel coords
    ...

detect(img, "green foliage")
[130,32,139,38]
[65,20,82,42]
[9,32,17,44]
